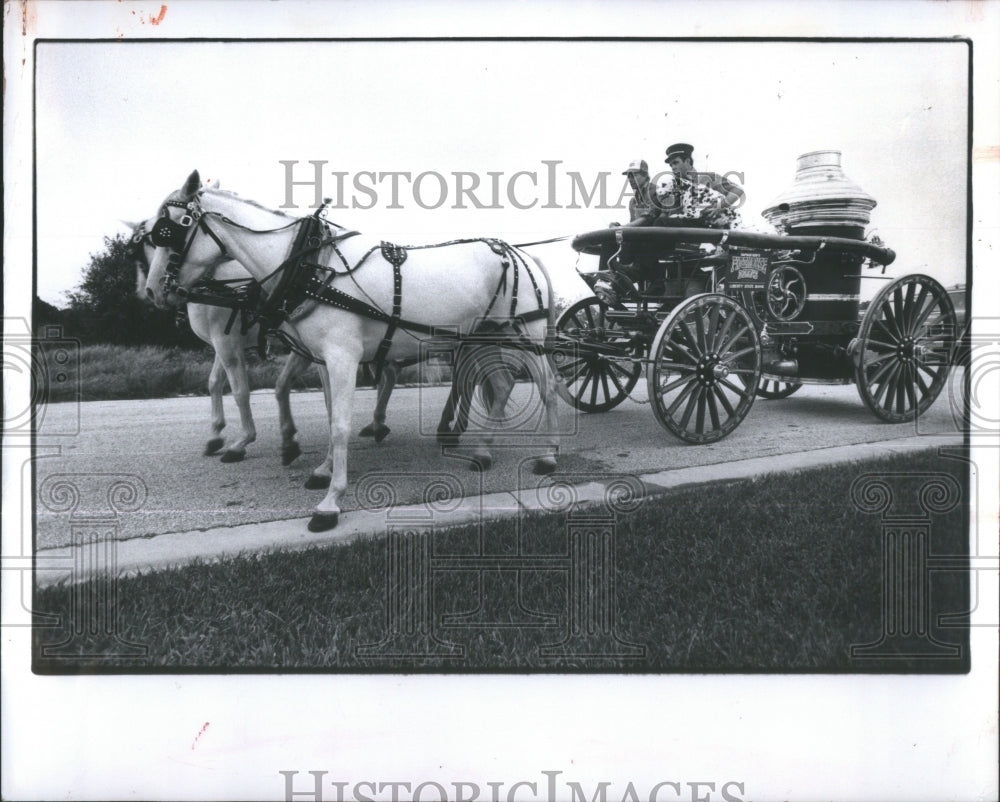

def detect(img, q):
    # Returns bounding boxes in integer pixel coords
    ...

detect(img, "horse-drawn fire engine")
[550,150,958,443]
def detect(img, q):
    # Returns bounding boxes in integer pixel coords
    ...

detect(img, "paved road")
[33,375,966,549]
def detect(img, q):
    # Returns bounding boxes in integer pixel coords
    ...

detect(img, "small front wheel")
[549,297,642,413]
[647,294,761,443]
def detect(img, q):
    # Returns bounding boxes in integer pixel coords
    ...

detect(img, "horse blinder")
[150,214,194,251]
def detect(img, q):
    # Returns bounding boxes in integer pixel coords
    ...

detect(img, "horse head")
[123,218,155,302]
[144,170,230,309]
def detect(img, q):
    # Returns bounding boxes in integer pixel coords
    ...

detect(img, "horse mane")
[201,187,296,219]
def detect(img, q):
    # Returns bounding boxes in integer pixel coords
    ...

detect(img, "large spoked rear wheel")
[648,294,761,443]
[854,274,956,422]
[550,297,642,413]
[757,377,803,399]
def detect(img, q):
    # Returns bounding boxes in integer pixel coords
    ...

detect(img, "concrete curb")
[34,434,961,587]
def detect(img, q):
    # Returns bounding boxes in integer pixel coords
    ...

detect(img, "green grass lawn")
[33,450,970,673]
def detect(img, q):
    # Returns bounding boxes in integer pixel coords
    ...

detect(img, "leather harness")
[155,198,550,379]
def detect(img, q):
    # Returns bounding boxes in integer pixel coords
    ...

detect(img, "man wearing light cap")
[621,159,657,225]
[663,142,745,226]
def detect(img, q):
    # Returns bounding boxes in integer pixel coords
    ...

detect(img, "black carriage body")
[573,227,894,383]
[725,245,867,382]
[559,225,954,438]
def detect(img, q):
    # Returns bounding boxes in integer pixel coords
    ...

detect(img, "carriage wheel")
[647,294,761,443]
[549,297,642,413]
[757,377,803,399]
[854,274,956,422]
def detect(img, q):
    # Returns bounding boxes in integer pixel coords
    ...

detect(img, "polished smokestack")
[762,150,877,240]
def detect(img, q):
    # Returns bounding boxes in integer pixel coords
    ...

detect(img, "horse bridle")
[147,195,231,297]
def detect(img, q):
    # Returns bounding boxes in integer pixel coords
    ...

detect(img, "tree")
[64,233,201,347]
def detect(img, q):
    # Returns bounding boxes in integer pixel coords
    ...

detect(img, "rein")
[153,191,550,376]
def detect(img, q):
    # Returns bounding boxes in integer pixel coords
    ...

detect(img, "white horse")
[131,221,408,470]
[144,171,586,532]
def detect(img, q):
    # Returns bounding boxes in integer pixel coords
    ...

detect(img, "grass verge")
[47,344,453,402]
[33,450,970,673]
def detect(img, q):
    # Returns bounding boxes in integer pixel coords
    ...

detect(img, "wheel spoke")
[914,366,931,398]
[713,307,738,352]
[695,387,707,434]
[705,301,722,352]
[665,336,699,366]
[905,283,928,332]
[871,319,900,347]
[867,355,898,389]
[864,351,899,369]
[659,373,694,394]
[901,281,916,330]
[605,366,628,396]
[911,295,945,333]
[864,337,898,353]
[599,369,612,405]
[694,306,708,354]
[718,324,752,355]
[679,317,704,358]
[892,286,906,337]
[718,376,752,400]
[679,384,702,430]
[723,343,758,363]
[894,367,908,414]
[903,364,917,409]
[665,378,699,417]
[656,360,697,373]
[915,360,945,382]
[577,369,594,403]
[561,358,589,386]
[875,362,904,409]
[879,298,904,341]
[713,385,737,417]
[706,387,722,430]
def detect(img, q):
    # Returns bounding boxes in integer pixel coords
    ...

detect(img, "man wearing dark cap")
[664,142,745,226]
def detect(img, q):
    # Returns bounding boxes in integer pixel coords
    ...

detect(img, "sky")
[34,38,970,305]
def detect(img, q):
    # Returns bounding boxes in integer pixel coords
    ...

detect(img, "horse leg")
[530,354,559,475]
[359,362,395,443]
[304,362,334,489]
[469,348,514,472]
[204,352,226,455]
[436,369,462,446]
[218,342,256,463]
[308,351,360,532]
[275,351,311,466]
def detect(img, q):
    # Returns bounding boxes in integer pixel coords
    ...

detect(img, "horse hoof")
[307,512,339,532]
[469,454,493,472]
[281,442,302,466]
[533,457,557,476]
[304,474,331,490]
[204,438,225,456]
[361,423,391,443]
[220,450,245,463]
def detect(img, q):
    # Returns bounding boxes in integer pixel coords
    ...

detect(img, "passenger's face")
[628,172,649,191]
[668,156,691,177]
